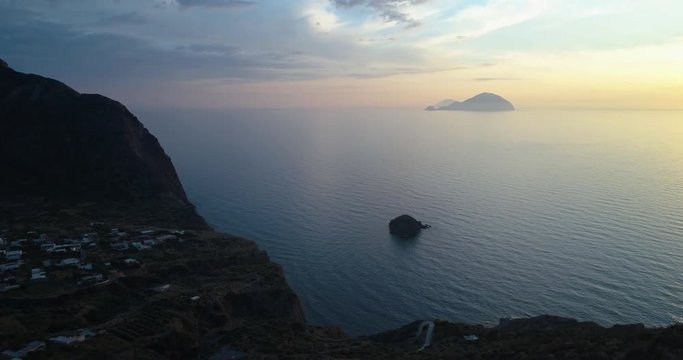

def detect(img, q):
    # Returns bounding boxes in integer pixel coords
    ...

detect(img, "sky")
[1,0,682,109]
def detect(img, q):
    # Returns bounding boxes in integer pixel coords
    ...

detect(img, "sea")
[140,108,683,335]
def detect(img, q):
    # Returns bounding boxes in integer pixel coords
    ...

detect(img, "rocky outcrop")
[426,93,514,112]
[359,315,683,359]
[389,214,430,238]
[0,59,188,204]
[0,58,206,228]
[497,315,581,333]
[0,231,308,359]
[0,60,307,358]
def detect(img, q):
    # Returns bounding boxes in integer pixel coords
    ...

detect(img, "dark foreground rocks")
[0,229,307,360]
[0,59,206,226]
[389,214,430,238]
[361,315,683,359]
[0,58,207,229]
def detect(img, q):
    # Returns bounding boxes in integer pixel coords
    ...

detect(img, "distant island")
[426,92,514,112]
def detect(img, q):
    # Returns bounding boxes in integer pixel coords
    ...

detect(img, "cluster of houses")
[0,227,186,294]
[109,228,181,252]
[0,231,101,292]
[1,340,45,359]
[0,226,190,358]
[1,329,100,359]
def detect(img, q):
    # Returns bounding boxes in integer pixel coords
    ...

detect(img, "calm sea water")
[141,108,683,335]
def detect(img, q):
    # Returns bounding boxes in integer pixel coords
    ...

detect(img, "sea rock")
[389,215,430,238]
[497,315,583,333]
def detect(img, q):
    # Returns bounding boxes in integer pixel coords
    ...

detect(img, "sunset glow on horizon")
[2,0,682,109]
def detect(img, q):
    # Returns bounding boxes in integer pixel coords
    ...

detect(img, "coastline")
[1,60,682,358]
[3,209,683,359]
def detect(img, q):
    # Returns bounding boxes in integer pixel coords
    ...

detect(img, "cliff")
[0,60,206,229]
[0,63,187,203]
[0,58,307,358]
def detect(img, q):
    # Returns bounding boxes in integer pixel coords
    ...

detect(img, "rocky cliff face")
[0,60,309,358]
[0,60,188,204]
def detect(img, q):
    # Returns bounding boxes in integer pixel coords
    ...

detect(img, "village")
[0,224,193,359]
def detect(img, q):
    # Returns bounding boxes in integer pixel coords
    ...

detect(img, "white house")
[10,239,26,248]
[0,261,22,272]
[131,242,151,251]
[143,239,157,247]
[78,273,104,286]
[41,243,56,253]
[111,242,129,251]
[156,235,178,243]
[57,258,80,267]
[30,268,47,281]
[49,335,85,346]
[5,250,22,261]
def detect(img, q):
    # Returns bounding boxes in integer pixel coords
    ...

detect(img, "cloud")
[175,43,240,56]
[0,4,430,86]
[173,0,256,8]
[0,7,314,84]
[450,0,554,38]
[473,77,521,81]
[357,37,395,42]
[415,0,556,49]
[304,3,344,32]
[350,65,473,79]
[95,12,147,26]
[330,0,429,28]
[0,2,445,89]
